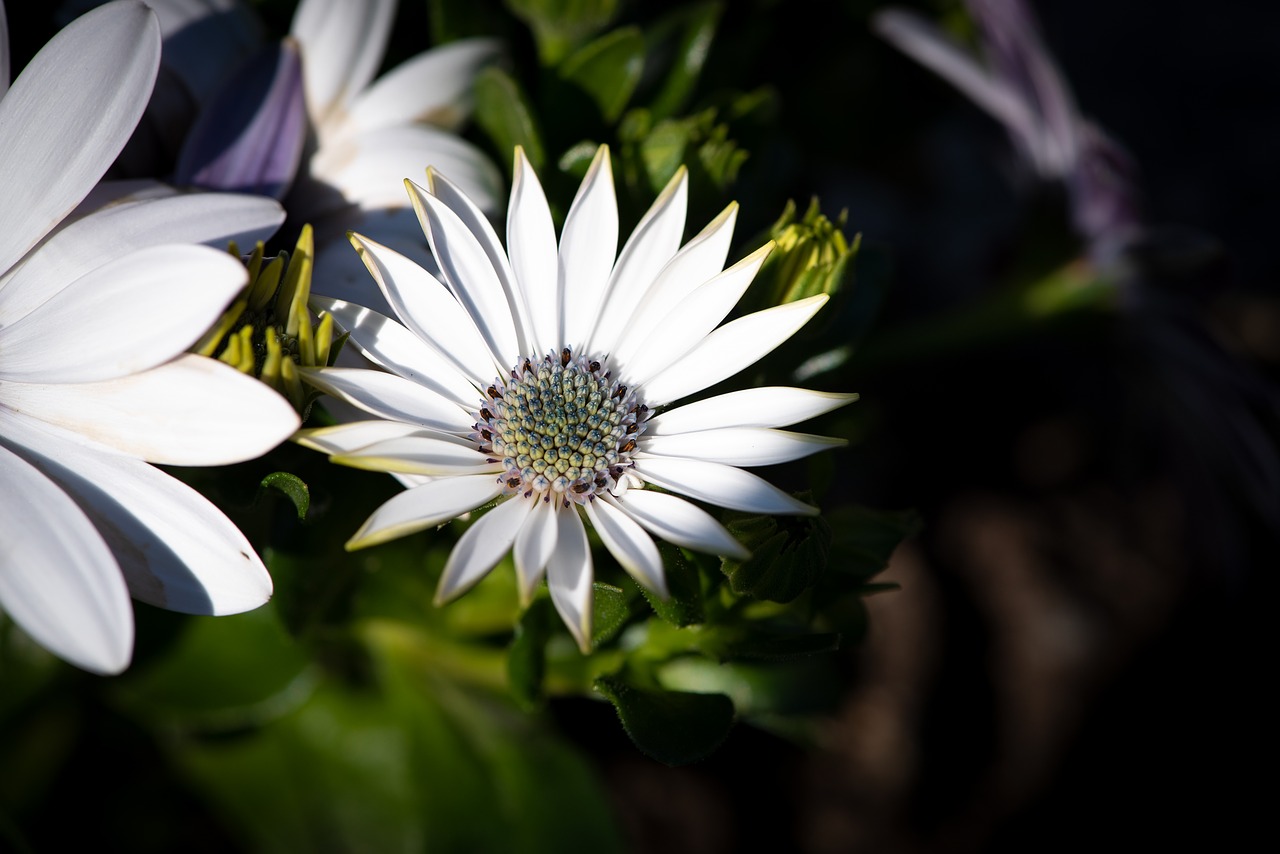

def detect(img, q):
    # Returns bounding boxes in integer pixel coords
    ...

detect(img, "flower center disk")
[476,349,646,503]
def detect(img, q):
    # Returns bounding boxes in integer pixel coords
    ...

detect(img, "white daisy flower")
[0,0,301,675]
[300,146,853,650]
[286,0,504,309]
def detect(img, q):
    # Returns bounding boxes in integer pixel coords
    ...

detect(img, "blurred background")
[1,0,1272,851]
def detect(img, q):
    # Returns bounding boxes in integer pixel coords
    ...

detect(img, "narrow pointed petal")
[872,10,1037,160]
[586,167,688,354]
[347,475,502,550]
[3,355,299,465]
[407,178,519,367]
[584,498,666,597]
[347,38,500,133]
[547,507,594,652]
[315,126,503,213]
[3,410,272,615]
[641,295,829,405]
[295,420,430,455]
[619,242,772,383]
[0,245,247,384]
[0,0,159,274]
[507,147,560,353]
[558,146,618,351]
[334,435,503,477]
[175,39,307,198]
[646,387,858,435]
[0,193,283,326]
[0,441,131,675]
[347,233,501,385]
[314,297,481,407]
[292,0,395,125]
[300,366,474,434]
[612,203,738,360]
[641,428,845,467]
[427,168,535,355]
[436,497,532,603]
[606,490,748,560]
[634,456,818,516]
[514,498,558,604]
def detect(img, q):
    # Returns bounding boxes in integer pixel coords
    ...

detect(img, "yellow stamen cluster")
[194,225,335,412]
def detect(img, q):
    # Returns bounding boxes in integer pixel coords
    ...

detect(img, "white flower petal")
[0,440,132,675]
[300,366,474,434]
[436,496,532,603]
[315,125,502,212]
[514,497,558,605]
[640,295,829,406]
[584,498,666,597]
[0,245,246,384]
[2,355,298,465]
[633,456,818,516]
[641,428,845,467]
[585,167,688,355]
[292,0,395,126]
[0,193,283,326]
[507,147,560,353]
[645,387,858,435]
[547,506,593,652]
[619,242,772,384]
[558,146,618,352]
[611,202,738,360]
[346,233,500,385]
[347,475,502,550]
[427,168,535,355]
[407,178,519,367]
[310,206,432,315]
[605,490,748,560]
[347,38,500,134]
[314,297,481,408]
[294,420,430,455]
[0,0,159,274]
[333,435,503,477]
[3,409,272,616]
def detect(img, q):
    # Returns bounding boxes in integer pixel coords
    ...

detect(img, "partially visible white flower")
[286,0,503,312]
[299,145,853,650]
[0,0,300,675]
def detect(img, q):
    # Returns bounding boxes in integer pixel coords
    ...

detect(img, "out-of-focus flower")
[297,146,853,649]
[0,0,301,675]
[195,225,337,413]
[874,0,1141,261]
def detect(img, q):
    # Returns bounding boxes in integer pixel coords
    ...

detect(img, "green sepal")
[559,27,644,122]
[473,66,545,173]
[594,674,734,765]
[259,471,311,521]
[719,500,832,603]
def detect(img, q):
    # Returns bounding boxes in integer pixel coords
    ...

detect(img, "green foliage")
[259,471,309,521]
[594,674,734,765]
[505,0,619,64]
[720,499,833,603]
[559,27,645,122]
[474,66,546,174]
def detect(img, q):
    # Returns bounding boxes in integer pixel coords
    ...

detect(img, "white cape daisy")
[300,146,852,650]
[0,0,301,675]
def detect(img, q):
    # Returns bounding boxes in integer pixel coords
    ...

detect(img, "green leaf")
[559,27,645,121]
[717,631,841,662]
[720,502,832,603]
[507,598,553,710]
[112,603,313,731]
[828,505,920,580]
[644,2,723,121]
[641,542,703,626]
[473,66,545,173]
[591,582,639,646]
[594,674,734,765]
[505,0,619,65]
[259,471,309,520]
